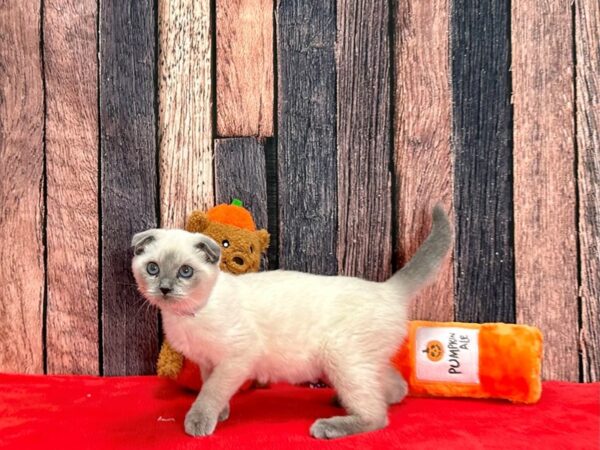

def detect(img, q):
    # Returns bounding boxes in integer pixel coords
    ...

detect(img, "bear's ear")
[186,211,210,233]
[256,229,270,252]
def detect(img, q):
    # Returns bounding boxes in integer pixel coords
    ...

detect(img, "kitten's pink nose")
[160,287,172,296]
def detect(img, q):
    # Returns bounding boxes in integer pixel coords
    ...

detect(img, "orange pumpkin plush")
[156,200,269,390]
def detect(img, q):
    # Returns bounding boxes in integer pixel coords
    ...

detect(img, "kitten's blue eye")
[146,262,159,276]
[178,265,193,279]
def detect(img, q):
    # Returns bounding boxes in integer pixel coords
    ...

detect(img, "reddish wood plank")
[393,0,454,319]
[159,0,213,227]
[512,0,578,381]
[576,0,600,382]
[0,0,45,373]
[44,0,99,375]
[337,0,392,282]
[216,0,273,137]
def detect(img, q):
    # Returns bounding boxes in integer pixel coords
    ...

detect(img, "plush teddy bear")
[156,200,269,390]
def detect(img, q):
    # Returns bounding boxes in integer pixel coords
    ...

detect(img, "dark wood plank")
[214,138,269,230]
[576,0,600,382]
[451,0,515,323]
[100,0,159,375]
[216,0,273,137]
[44,0,99,374]
[513,0,578,381]
[158,0,213,228]
[276,0,337,275]
[392,0,454,320]
[0,0,45,374]
[337,0,391,282]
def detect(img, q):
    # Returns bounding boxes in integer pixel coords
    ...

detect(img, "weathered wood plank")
[512,0,578,381]
[215,138,269,230]
[0,0,44,374]
[216,0,273,137]
[451,0,515,323]
[158,0,213,228]
[392,0,453,319]
[276,0,337,275]
[337,0,391,282]
[576,0,600,382]
[100,0,159,375]
[44,0,99,374]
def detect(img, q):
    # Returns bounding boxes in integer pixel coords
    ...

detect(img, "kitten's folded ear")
[195,235,221,265]
[132,229,159,255]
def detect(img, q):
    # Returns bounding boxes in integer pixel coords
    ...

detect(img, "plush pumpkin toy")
[156,200,269,390]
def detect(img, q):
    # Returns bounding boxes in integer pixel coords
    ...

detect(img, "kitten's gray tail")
[386,204,452,296]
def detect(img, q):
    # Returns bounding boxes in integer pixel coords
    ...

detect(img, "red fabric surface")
[0,374,598,450]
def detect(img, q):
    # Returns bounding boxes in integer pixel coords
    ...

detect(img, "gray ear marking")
[196,235,220,265]
[132,229,158,255]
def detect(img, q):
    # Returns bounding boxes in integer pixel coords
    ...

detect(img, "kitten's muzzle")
[160,287,172,296]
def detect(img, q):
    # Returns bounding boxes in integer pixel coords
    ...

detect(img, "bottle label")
[414,326,480,384]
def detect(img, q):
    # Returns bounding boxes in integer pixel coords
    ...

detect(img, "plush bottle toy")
[392,321,542,403]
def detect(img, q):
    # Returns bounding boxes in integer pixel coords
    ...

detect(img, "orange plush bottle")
[392,321,543,404]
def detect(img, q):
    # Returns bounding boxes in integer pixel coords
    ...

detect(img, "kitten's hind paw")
[218,404,230,422]
[184,408,218,437]
[310,415,388,439]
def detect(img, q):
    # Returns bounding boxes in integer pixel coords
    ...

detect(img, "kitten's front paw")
[184,407,218,437]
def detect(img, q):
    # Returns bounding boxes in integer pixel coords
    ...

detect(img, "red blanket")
[1,374,598,449]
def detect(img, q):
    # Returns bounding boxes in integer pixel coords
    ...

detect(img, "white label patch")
[414,326,480,384]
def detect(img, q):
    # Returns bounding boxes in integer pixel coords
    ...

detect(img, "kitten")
[131,205,451,439]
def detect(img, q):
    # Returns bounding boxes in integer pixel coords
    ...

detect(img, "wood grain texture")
[392,0,454,320]
[512,0,578,381]
[451,0,515,323]
[337,0,392,282]
[0,0,44,374]
[576,0,600,382]
[215,138,269,230]
[44,0,99,375]
[159,0,213,228]
[276,0,337,275]
[216,0,273,137]
[100,0,159,375]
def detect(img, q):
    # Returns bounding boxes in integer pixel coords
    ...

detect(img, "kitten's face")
[131,229,221,315]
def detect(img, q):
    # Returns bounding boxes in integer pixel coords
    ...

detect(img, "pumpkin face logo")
[422,340,444,362]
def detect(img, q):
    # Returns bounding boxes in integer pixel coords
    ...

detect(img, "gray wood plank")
[215,138,269,230]
[576,0,600,382]
[336,0,392,282]
[100,0,159,375]
[276,0,337,275]
[451,0,515,323]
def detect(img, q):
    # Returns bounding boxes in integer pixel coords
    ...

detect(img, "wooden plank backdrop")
[576,0,600,382]
[99,0,159,375]
[392,0,454,320]
[512,0,578,381]
[451,0,515,324]
[337,0,392,282]
[44,0,99,374]
[0,0,45,374]
[0,0,598,382]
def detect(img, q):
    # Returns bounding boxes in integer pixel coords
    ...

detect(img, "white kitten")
[131,205,451,439]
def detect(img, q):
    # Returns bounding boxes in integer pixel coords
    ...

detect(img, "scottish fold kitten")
[131,205,451,439]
